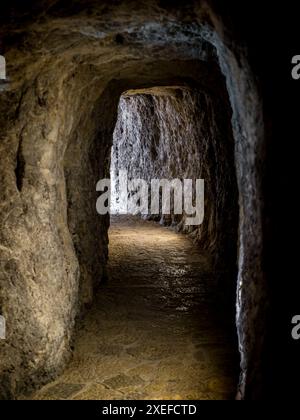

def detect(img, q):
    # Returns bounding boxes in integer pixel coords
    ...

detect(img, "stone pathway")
[25,216,239,400]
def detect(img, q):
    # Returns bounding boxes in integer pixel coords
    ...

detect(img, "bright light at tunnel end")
[96,170,205,226]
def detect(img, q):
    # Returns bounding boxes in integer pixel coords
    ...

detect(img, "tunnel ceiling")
[1,0,218,91]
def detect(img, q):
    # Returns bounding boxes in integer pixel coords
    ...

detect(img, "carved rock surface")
[0,0,267,399]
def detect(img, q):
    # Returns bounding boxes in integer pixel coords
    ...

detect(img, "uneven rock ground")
[22,216,238,400]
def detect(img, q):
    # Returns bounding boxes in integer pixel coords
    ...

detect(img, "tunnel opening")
[109,84,240,306]
[96,85,240,399]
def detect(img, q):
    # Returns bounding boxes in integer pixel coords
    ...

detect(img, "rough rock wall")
[0,0,267,399]
[201,12,266,399]
[111,86,238,276]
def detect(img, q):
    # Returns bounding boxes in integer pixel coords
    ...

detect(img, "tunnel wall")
[0,0,267,399]
[202,18,266,399]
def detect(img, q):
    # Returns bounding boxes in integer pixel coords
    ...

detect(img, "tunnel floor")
[25,216,238,400]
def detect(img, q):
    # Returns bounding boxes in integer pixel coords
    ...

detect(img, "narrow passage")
[27,216,238,400]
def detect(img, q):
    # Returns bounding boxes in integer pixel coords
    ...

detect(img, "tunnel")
[0,0,280,401]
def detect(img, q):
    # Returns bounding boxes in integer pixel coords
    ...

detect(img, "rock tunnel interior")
[0,0,269,400]
[109,84,239,303]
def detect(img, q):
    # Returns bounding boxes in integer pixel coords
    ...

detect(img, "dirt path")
[26,216,238,400]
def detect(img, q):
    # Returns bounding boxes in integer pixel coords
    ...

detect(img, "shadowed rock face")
[0,0,267,399]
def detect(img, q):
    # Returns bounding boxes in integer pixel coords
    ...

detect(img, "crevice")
[15,137,25,192]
